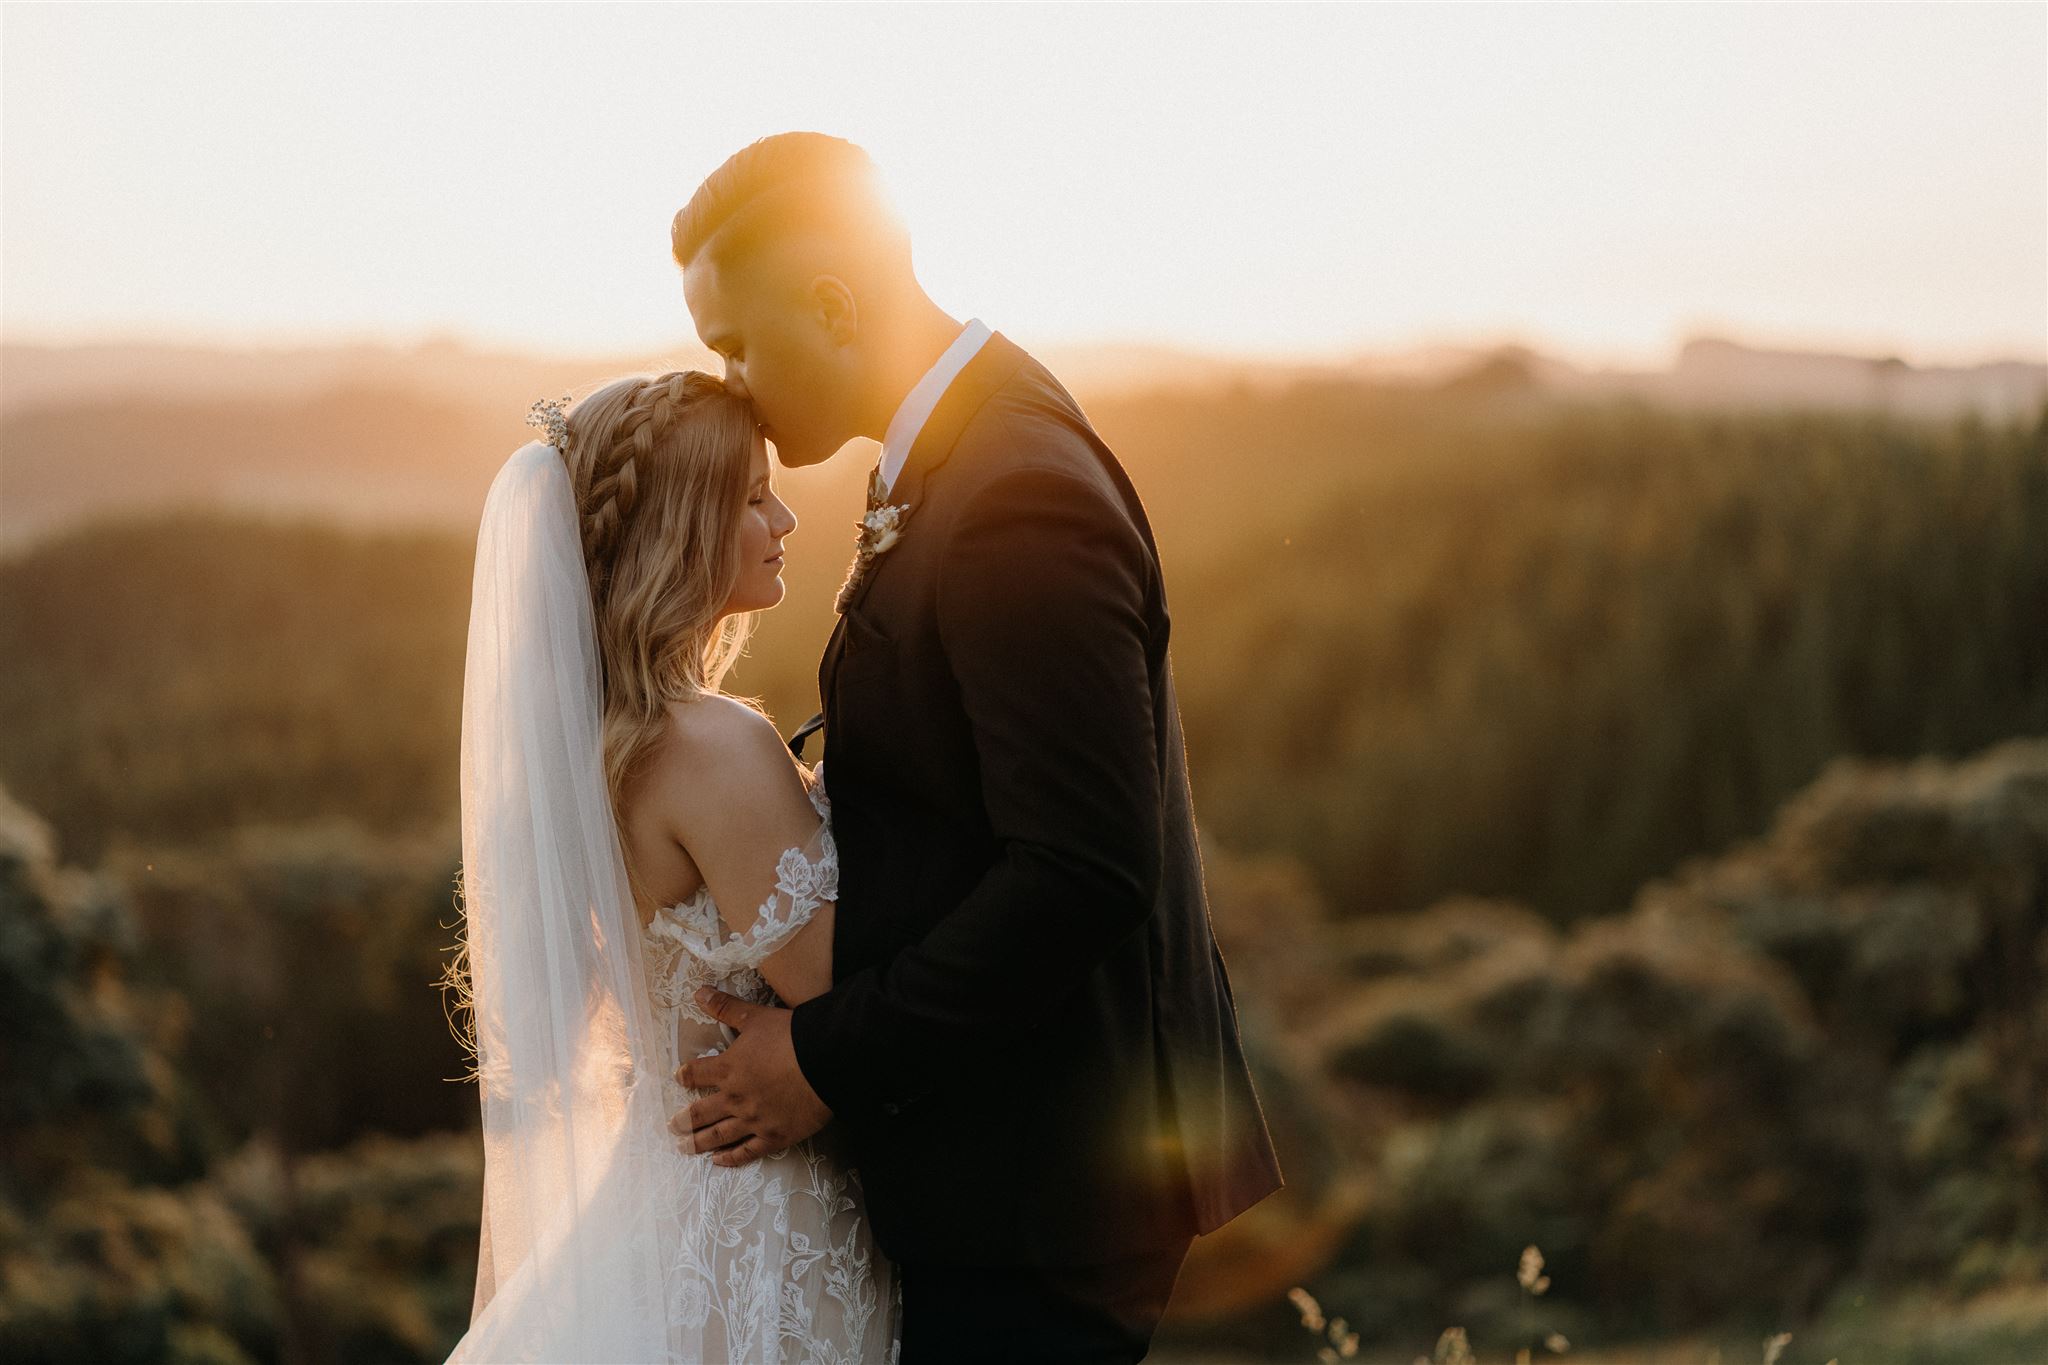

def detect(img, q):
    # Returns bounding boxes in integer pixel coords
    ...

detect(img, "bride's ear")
[809,275,858,347]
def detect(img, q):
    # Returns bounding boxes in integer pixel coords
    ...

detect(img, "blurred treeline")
[1171,395,2048,921]
[2,379,2046,1363]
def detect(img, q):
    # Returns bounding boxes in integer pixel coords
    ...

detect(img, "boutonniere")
[835,486,915,613]
[862,502,909,556]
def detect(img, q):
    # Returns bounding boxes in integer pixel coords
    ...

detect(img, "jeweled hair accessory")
[525,394,571,450]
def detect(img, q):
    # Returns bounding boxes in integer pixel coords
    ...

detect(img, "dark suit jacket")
[787,332,1284,1267]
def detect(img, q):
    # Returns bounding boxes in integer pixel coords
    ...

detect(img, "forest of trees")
[2,379,2044,1362]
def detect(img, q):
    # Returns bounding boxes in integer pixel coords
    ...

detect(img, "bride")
[445,370,901,1363]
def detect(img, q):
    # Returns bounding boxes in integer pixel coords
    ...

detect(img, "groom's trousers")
[895,1237,1193,1364]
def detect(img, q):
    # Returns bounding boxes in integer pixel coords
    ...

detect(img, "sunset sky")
[2,3,2042,367]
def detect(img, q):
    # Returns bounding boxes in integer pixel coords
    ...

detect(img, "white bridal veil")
[448,439,686,1363]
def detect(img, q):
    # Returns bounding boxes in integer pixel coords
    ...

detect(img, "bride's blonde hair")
[556,369,760,816]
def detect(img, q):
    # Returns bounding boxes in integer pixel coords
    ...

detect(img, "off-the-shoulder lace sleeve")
[644,773,836,1026]
[700,815,835,971]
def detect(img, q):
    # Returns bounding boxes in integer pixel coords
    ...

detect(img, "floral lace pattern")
[640,775,902,1363]
[642,814,839,1029]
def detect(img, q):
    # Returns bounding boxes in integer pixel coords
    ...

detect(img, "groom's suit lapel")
[879,330,1027,525]
[820,332,1030,700]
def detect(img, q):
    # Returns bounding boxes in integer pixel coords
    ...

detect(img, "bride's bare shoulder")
[643,694,807,833]
[654,693,792,775]
[663,691,776,747]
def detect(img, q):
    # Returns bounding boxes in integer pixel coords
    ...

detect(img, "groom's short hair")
[673,133,909,275]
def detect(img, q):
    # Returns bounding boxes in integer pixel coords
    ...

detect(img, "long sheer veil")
[447,439,684,1363]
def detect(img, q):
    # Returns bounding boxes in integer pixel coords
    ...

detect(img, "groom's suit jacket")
[787,332,1284,1268]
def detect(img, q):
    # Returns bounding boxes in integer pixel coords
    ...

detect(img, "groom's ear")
[809,275,859,347]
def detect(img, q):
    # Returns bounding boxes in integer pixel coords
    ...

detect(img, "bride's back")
[619,690,837,1011]
[616,690,773,920]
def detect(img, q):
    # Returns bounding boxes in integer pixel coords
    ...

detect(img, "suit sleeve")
[787,462,1164,1116]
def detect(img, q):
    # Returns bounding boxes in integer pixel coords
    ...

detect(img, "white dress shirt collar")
[877,317,992,498]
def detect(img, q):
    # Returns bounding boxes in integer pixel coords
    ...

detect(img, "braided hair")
[553,370,761,817]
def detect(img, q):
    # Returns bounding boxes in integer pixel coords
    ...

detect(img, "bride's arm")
[648,698,837,1007]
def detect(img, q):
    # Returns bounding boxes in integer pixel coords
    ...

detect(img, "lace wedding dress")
[637,770,903,1364]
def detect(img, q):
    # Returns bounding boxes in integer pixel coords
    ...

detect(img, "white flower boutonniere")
[836,496,915,613]
[863,503,907,555]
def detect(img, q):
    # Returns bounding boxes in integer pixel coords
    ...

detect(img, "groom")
[669,133,1283,1362]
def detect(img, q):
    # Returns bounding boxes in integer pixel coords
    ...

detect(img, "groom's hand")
[671,988,832,1167]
